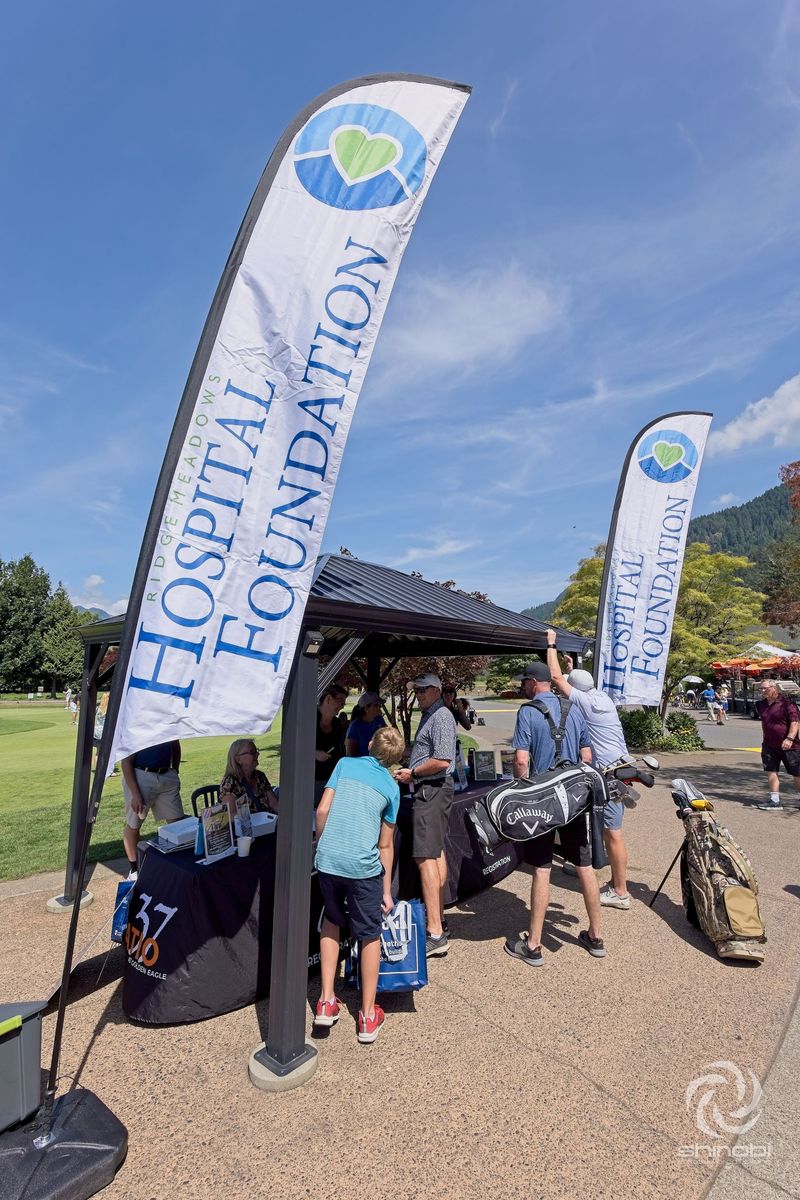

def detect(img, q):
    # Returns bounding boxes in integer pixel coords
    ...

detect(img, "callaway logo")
[505,806,554,825]
[637,428,699,483]
[294,102,427,210]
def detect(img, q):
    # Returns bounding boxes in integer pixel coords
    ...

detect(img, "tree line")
[0,556,97,694]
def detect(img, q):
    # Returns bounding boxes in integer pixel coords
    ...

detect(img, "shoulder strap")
[525,696,572,760]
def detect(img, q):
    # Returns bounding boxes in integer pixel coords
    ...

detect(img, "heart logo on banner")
[333,129,400,183]
[653,441,684,470]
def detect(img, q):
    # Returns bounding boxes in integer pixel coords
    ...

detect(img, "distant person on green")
[121,741,184,878]
[313,725,405,1045]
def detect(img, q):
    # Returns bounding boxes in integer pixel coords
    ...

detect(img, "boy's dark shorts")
[412,776,455,859]
[521,811,592,869]
[761,745,800,776]
[317,870,383,940]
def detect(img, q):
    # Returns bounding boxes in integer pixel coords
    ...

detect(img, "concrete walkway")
[2,740,799,1199]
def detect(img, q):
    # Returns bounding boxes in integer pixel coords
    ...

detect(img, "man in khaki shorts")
[121,741,184,878]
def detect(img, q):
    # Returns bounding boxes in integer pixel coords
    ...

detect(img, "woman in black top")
[314,684,347,799]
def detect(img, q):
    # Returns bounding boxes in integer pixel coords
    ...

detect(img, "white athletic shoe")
[599,885,631,910]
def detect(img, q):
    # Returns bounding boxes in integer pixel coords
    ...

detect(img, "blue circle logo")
[637,429,698,483]
[294,103,427,210]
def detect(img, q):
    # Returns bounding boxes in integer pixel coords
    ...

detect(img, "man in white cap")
[546,630,632,910]
[394,672,457,957]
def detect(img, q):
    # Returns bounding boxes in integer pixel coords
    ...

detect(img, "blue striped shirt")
[315,756,400,879]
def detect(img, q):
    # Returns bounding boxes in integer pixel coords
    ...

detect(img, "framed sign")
[474,750,498,782]
[201,804,235,864]
[499,749,515,780]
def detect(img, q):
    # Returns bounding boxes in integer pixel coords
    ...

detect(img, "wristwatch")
[411,767,418,781]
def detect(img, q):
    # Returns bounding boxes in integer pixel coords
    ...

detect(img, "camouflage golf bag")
[679,805,766,963]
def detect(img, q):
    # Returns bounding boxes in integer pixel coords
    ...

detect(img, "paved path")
[1,741,798,1199]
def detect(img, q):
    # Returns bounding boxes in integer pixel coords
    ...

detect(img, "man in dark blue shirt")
[505,661,606,967]
[121,741,183,878]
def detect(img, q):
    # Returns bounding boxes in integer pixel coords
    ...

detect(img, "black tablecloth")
[393,781,523,906]
[123,835,330,1025]
[122,780,519,1025]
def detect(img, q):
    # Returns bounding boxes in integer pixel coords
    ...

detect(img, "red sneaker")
[314,996,342,1027]
[357,1005,385,1044]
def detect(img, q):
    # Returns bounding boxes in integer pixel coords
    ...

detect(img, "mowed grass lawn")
[0,706,284,882]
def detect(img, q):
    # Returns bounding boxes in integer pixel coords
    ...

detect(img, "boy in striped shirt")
[314,725,405,1043]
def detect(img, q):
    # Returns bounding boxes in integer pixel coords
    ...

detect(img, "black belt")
[416,775,448,786]
[137,766,171,775]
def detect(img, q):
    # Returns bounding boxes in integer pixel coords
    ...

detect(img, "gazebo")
[64,553,590,1084]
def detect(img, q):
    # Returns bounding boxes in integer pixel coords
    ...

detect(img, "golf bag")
[679,809,766,962]
[467,762,606,853]
[466,697,607,861]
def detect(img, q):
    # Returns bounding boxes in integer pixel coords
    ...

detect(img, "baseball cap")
[412,673,442,690]
[567,669,595,692]
[519,662,551,683]
[358,692,380,708]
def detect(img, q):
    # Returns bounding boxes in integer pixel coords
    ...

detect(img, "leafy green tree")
[0,556,52,692]
[381,653,489,743]
[486,655,529,694]
[551,545,605,635]
[552,542,765,716]
[763,460,800,635]
[41,584,91,696]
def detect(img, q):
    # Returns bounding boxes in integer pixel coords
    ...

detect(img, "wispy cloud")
[370,260,565,402]
[767,1,800,112]
[390,536,478,569]
[708,371,800,455]
[0,325,112,422]
[710,492,739,508]
[489,78,519,138]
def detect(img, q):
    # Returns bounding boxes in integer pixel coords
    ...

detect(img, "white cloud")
[710,492,739,508]
[69,574,128,616]
[708,371,800,455]
[370,261,565,399]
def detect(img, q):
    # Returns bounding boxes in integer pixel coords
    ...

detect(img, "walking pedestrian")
[756,680,800,810]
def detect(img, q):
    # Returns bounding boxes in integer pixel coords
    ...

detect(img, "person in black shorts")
[504,661,606,966]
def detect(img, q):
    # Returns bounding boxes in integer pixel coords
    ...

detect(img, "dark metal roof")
[80,553,590,657]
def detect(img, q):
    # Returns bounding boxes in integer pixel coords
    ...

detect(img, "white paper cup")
[237,835,253,858]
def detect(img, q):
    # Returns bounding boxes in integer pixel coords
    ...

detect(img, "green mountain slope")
[687,485,789,588]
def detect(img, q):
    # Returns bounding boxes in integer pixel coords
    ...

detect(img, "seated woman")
[346,692,386,757]
[220,739,278,816]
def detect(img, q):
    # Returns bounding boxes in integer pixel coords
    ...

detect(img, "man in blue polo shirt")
[505,661,606,968]
[121,741,183,878]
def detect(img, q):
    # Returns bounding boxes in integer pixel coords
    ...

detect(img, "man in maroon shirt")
[757,680,800,810]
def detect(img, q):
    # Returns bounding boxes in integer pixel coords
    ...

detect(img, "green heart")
[653,441,683,470]
[333,129,399,183]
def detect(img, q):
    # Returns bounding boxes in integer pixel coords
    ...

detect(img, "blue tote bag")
[111,879,135,945]
[346,899,428,993]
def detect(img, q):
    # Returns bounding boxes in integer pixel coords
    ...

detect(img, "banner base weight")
[0,1089,127,1200]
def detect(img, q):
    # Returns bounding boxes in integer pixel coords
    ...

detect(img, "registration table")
[122,779,519,1025]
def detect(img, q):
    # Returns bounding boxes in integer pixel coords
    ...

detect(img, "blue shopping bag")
[111,879,134,945]
[346,899,428,993]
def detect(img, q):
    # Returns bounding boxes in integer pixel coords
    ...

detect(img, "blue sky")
[2,1,799,615]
